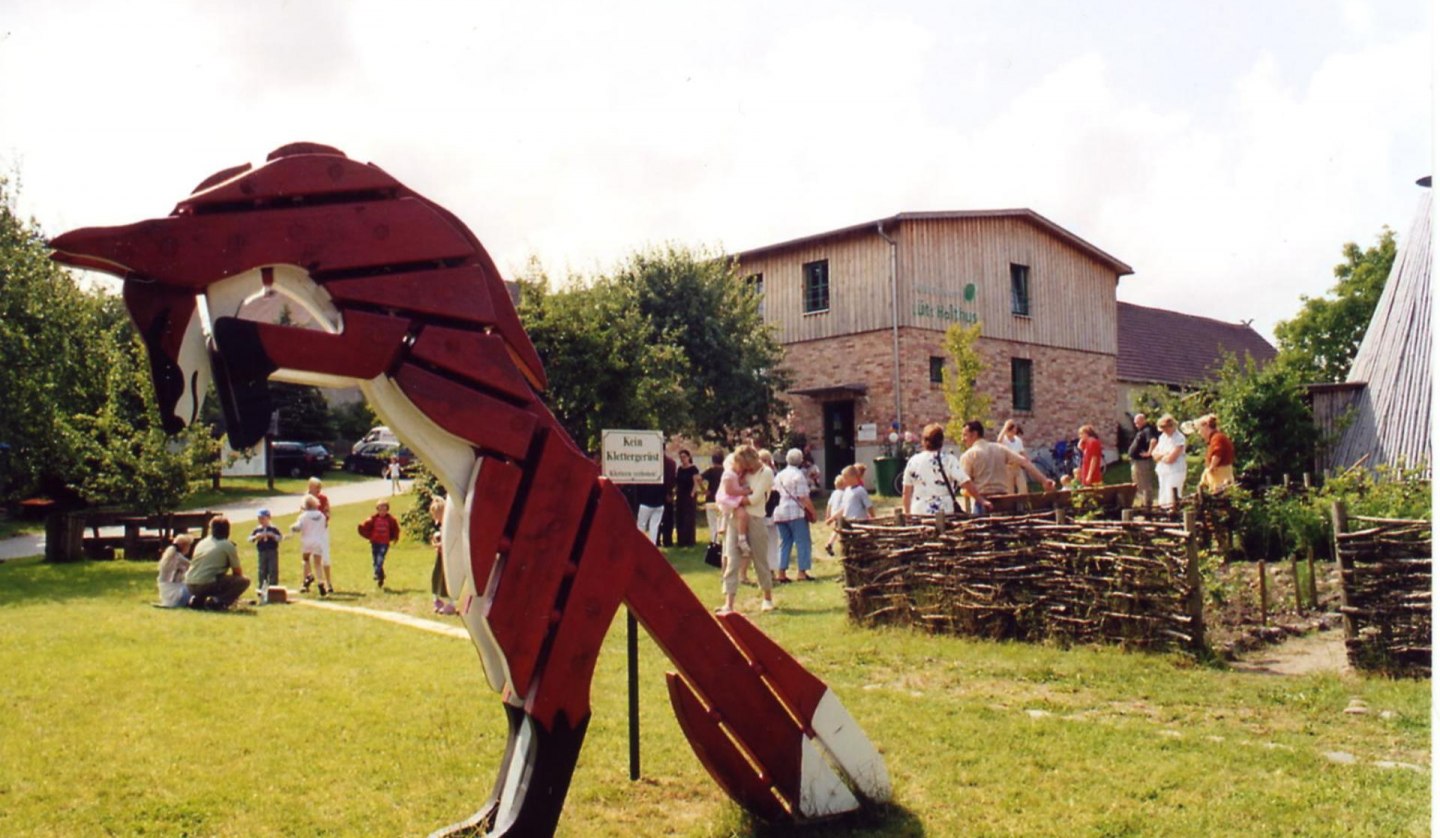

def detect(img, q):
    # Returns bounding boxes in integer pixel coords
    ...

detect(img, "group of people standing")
[1127,412,1235,507]
[707,445,828,615]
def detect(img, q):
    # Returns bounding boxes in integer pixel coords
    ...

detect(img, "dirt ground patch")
[1204,558,1348,671]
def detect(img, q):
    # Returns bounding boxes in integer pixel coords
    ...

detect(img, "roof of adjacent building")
[733,210,1134,276]
[1116,302,1277,386]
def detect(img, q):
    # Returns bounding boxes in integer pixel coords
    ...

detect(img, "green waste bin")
[872,456,902,497]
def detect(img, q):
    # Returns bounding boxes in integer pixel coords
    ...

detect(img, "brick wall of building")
[781,327,1119,465]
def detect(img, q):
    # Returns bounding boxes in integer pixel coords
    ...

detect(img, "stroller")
[1034,438,1081,481]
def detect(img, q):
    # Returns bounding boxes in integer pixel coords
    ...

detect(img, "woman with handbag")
[772,448,818,582]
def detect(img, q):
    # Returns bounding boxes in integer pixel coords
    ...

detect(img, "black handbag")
[704,541,723,568]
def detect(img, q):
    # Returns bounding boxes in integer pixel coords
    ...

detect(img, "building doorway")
[822,400,855,489]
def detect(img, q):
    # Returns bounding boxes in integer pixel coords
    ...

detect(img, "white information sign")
[600,429,665,484]
[856,423,878,443]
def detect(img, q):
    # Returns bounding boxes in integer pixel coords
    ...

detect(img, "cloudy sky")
[1,0,1429,340]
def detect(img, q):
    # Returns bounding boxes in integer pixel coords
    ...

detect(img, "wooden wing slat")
[524,487,637,727]
[324,267,499,325]
[625,546,802,803]
[408,327,535,402]
[468,458,524,597]
[393,363,536,460]
[181,154,400,207]
[486,431,594,696]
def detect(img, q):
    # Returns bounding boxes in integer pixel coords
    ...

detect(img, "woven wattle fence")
[839,510,1206,652]
[1331,503,1432,677]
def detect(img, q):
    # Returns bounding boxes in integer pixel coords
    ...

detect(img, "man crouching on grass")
[184,516,250,610]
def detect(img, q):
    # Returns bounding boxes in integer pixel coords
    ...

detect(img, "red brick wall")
[781,327,1119,462]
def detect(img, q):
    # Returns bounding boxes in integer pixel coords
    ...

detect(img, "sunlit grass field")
[0,496,1428,836]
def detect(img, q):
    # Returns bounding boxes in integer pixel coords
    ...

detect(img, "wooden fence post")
[1290,553,1304,614]
[1305,544,1319,609]
[1330,501,1355,641]
[1054,507,1066,525]
[1257,558,1268,627]
[1120,509,1133,523]
[1183,509,1206,650]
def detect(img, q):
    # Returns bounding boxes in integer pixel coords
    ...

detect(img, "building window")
[929,356,945,384]
[1010,263,1030,316]
[745,273,764,317]
[1011,358,1033,411]
[803,260,830,314]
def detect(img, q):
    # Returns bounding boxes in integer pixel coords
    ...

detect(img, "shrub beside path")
[0,478,395,561]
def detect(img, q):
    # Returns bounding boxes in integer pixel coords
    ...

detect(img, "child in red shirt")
[358,500,401,588]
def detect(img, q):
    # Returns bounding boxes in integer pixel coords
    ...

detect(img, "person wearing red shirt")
[1077,424,1105,487]
[1199,414,1236,491]
[358,500,402,588]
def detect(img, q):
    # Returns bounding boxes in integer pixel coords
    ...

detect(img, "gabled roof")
[733,210,1134,276]
[1116,302,1277,386]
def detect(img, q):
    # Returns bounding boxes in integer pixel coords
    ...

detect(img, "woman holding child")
[715,446,776,616]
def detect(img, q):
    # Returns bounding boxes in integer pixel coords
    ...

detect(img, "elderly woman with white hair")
[772,447,818,583]
[1149,414,1188,508]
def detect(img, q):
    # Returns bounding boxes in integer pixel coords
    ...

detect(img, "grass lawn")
[0,497,1428,836]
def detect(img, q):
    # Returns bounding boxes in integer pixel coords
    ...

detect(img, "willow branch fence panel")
[839,510,1205,652]
[1331,502,1431,677]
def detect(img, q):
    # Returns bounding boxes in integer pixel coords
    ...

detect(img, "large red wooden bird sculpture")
[50,143,889,837]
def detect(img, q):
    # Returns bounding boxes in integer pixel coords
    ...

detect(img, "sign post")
[600,428,665,783]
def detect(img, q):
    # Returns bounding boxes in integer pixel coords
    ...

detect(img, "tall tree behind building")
[1274,228,1396,383]
[517,246,789,452]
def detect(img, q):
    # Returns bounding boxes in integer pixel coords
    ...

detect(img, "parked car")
[343,443,414,476]
[351,425,398,454]
[270,441,332,477]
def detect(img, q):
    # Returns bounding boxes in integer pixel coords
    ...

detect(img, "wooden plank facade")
[735,210,1132,487]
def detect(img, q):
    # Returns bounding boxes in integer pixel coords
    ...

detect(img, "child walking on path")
[248,509,283,593]
[358,500,402,589]
[292,494,332,596]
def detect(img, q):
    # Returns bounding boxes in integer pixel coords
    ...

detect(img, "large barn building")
[734,210,1133,487]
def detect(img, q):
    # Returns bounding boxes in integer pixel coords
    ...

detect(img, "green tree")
[618,245,790,442]
[517,246,790,453]
[1134,353,1317,485]
[0,179,213,509]
[518,269,689,454]
[940,322,991,441]
[271,383,335,442]
[1274,228,1396,383]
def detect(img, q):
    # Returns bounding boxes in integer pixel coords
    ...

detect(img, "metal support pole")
[627,607,640,781]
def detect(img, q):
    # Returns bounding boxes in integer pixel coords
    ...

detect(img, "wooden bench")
[77,510,217,560]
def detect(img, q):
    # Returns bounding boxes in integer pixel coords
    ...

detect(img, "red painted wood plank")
[524,486,637,728]
[238,310,409,379]
[52,199,475,286]
[623,544,802,805]
[718,613,827,727]
[667,673,791,822]
[324,267,498,325]
[485,430,595,696]
[408,327,535,403]
[468,457,524,598]
[393,363,537,460]
[181,153,400,207]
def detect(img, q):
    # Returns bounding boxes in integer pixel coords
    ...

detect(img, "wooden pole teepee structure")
[1316,178,1432,476]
